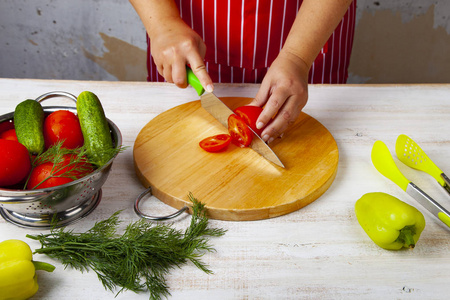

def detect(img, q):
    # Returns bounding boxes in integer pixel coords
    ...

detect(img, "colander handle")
[35,91,78,104]
[134,187,189,221]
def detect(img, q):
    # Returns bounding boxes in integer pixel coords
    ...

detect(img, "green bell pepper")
[355,192,426,250]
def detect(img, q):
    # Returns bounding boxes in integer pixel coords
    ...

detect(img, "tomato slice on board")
[199,134,232,152]
[228,115,253,148]
[233,105,264,136]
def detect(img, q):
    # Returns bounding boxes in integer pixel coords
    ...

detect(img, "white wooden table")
[1,79,450,299]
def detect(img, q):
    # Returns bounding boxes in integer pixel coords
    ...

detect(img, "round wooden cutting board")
[133,97,338,221]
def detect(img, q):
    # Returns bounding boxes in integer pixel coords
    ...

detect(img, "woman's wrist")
[147,15,186,40]
[277,49,311,80]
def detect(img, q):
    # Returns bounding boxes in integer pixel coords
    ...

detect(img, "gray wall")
[1,0,449,83]
[0,0,147,81]
[349,0,450,83]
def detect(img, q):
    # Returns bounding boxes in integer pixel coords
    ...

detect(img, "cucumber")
[76,91,114,167]
[14,99,45,154]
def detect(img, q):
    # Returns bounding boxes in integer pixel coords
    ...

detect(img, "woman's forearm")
[282,0,353,69]
[129,0,182,38]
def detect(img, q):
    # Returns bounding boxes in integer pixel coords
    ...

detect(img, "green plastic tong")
[371,135,450,228]
[395,134,450,194]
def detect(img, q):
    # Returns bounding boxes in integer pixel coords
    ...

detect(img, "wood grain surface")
[2,80,450,300]
[133,97,338,221]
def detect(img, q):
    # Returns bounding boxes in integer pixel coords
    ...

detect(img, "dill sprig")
[28,142,91,188]
[32,141,85,166]
[24,141,125,189]
[26,193,226,300]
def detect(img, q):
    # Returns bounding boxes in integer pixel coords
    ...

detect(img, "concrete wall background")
[349,0,450,83]
[0,0,147,81]
[0,0,449,83]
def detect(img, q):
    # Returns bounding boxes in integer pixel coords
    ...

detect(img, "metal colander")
[0,91,122,228]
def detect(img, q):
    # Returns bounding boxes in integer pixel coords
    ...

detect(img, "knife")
[371,140,450,229]
[187,67,285,168]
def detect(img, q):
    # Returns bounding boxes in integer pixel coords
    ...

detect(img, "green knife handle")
[186,66,205,96]
[371,140,411,191]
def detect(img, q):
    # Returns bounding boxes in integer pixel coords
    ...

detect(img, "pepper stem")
[32,261,56,272]
[396,225,416,249]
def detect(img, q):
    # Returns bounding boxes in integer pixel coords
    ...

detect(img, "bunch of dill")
[27,193,226,300]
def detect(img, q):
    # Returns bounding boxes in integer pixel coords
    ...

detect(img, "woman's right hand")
[149,17,213,92]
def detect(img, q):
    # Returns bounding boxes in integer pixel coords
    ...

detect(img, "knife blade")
[186,67,284,168]
[200,93,285,168]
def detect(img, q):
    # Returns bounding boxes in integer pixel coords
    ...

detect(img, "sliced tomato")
[228,114,253,147]
[199,134,231,152]
[233,105,264,136]
[0,128,18,142]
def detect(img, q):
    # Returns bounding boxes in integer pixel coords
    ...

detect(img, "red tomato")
[27,154,94,189]
[0,139,32,187]
[199,134,231,152]
[44,110,84,149]
[0,129,18,141]
[0,120,14,131]
[228,114,253,147]
[0,120,14,135]
[233,105,264,136]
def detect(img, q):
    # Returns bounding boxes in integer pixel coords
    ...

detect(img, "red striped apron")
[146,0,356,84]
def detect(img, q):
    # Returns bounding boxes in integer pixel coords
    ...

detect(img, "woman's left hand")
[249,50,310,144]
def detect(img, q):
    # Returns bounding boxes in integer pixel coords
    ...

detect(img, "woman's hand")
[249,0,353,143]
[149,17,213,91]
[250,50,309,144]
[129,0,213,91]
